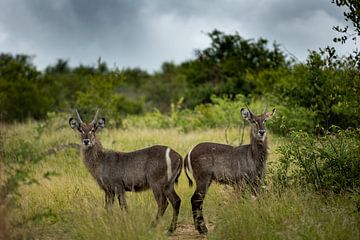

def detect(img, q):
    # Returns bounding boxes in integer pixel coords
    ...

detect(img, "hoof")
[150,220,158,228]
[167,224,177,234]
[197,223,208,235]
[166,228,175,235]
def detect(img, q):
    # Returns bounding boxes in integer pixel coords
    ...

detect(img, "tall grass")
[210,190,359,240]
[2,118,359,239]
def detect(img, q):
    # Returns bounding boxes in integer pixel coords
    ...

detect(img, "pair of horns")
[75,109,99,124]
[245,104,269,115]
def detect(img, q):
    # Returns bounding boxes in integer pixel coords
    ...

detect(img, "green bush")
[75,71,143,125]
[123,95,248,131]
[0,54,52,121]
[273,128,360,193]
[266,105,317,135]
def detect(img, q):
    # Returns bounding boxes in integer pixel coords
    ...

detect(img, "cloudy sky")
[0,0,353,72]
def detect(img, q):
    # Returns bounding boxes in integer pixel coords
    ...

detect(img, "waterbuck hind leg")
[164,184,181,233]
[150,185,169,227]
[191,176,212,235]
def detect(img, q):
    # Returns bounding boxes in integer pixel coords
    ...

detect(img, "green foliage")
[143,62,188,112]
[0,28,359,134]
[180,30,287,108]
[254,52,360,132]
[123,95,248,132]
[0,122,49,206]
[41,59,95,110]
[331,0,360,68]
[266,105,317,135]
[0,54,52,121]
[75,70,143,124]
[273,128,360,193]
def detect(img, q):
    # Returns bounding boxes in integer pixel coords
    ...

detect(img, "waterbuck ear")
[69,118,80,131]
[265,108,276,119]
[241,108,252,121]
[95,118,106,130]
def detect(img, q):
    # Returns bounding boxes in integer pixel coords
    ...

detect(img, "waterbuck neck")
[82,140,103,173]
[250,127,268,163]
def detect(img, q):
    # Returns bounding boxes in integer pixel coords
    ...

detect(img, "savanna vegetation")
[1,1,359,239]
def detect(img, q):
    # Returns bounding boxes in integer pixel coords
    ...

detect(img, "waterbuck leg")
[117,193,127,211]
[104,190,115,209]
[191,176,212,235]
[151,185,168,227]
[250,179,261,197]
[164,184,181,233]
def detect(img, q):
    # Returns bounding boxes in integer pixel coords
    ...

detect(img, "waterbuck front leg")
[250,177,262,198]
[164,184,181,233]
[117,194,127,211]
[235,178,259,199]
[191,175,212,235]
[116,187,127,210]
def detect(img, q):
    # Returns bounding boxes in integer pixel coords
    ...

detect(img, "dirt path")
[168,223,214,240]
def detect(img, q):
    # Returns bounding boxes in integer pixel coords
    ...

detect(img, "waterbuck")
[69,110,182,232]
[184,107,276,234]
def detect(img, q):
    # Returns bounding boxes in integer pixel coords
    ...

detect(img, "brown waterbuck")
[183,107,276,234]
[69,110,182,232]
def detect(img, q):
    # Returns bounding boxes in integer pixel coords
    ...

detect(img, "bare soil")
[168,223,214,240]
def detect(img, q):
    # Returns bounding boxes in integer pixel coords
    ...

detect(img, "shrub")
[123,95,248,131]
[266,104,317,135]
[75,71,143,125]
[272,128,360,193]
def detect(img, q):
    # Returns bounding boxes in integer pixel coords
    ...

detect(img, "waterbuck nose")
[83,139,90,145]
[258,129,265,136]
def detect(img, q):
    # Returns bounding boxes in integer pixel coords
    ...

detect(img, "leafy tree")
[0,54,52,121]
[181,30,287,107]
[143,62,188,111]
[75,69,143,124]
[45,59,71,74]
[327,0,360,68]
[41,60,95,111]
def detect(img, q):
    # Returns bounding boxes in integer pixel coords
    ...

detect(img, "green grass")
[1,120,359,239]
[210,190,359,240]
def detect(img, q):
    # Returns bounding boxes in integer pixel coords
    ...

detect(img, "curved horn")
[91,109,99,124]
[263,104,268,114]
[75,109,83,123]
[246,104,253,116]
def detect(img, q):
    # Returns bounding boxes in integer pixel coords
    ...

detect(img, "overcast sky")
[0,0,353,72]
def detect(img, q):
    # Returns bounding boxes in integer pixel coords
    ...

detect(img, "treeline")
[0,29,359,133]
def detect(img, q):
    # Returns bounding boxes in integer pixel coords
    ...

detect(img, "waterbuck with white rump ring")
[184,107,276,234]
[69,109,182,233]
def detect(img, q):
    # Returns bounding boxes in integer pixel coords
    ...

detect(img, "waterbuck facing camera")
[69,110,182,233]
[183,107,276,234]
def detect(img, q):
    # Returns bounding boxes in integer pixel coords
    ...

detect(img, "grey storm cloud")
[0,0,352,71]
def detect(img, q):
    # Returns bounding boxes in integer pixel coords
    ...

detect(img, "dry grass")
[1,120,359,239]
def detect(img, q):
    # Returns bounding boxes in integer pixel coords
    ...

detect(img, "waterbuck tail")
[183,153,194,187]
[166,150,182,188]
